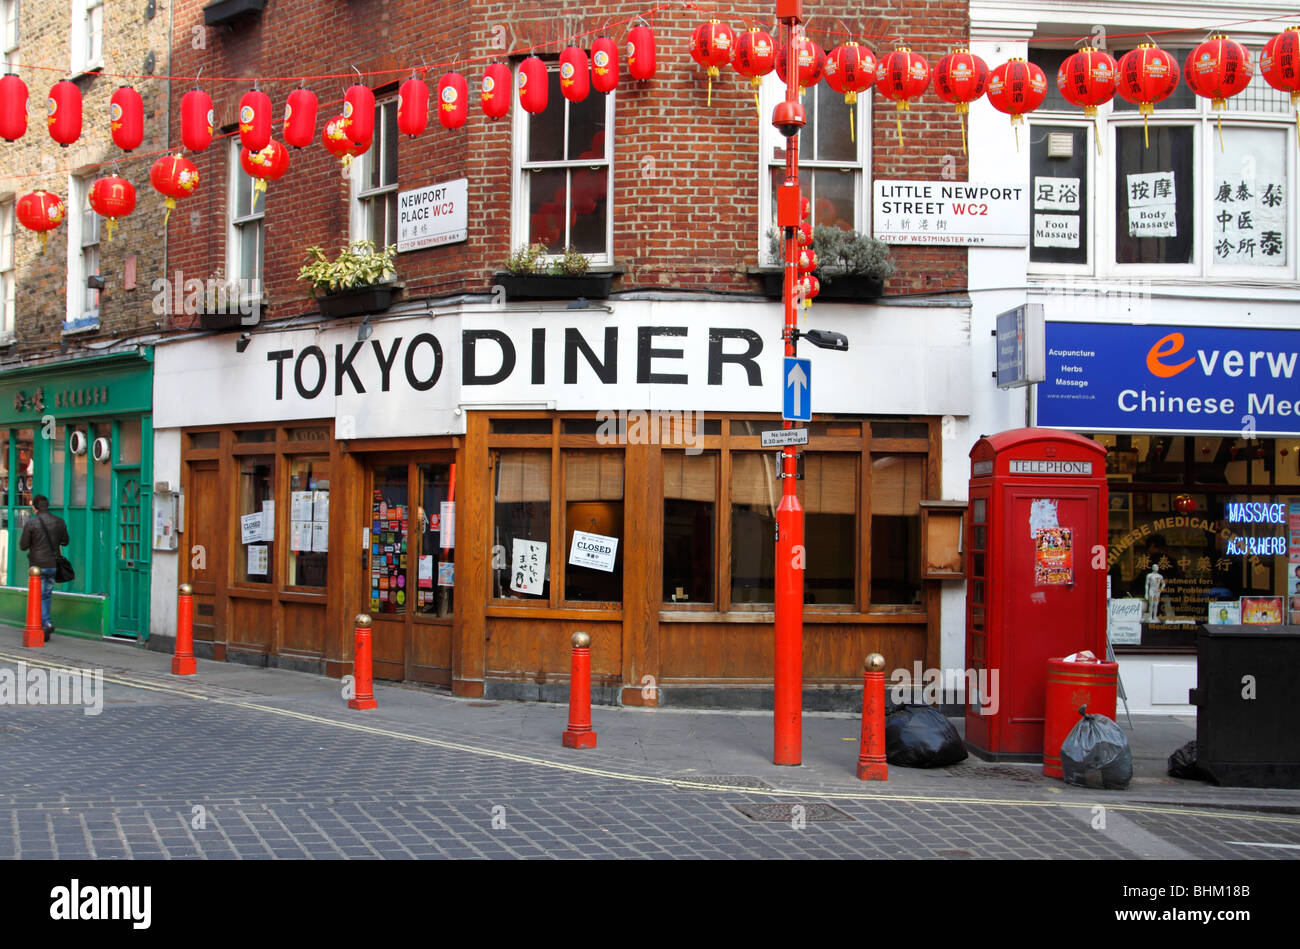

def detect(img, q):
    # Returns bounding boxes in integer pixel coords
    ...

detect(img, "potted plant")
[298,240,400,318]
[492,243,613,301]
[762,226,895,300]
[194,269,259,330]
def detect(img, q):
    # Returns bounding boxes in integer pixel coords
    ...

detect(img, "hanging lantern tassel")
[846,91,856,144]
[895,100,907,144]
[104,218,116,242]
[707,64,717,107]
[161,196,176,226]
[956,102,967,154]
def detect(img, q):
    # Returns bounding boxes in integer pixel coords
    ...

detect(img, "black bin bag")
[884,705,968,768]
[1060,705,1132,790]
[1167,741,1207,781]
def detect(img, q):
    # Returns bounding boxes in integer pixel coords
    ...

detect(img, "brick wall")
[164,0,970,325]
[1,0,169,359]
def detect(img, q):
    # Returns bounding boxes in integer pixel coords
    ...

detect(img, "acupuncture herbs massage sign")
[1038,323,1300,436]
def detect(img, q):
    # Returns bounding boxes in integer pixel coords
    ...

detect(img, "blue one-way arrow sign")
[783,357,811,422]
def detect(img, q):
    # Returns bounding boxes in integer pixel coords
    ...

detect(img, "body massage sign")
[1037,322,1300,437]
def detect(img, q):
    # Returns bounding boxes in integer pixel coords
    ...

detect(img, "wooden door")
[186,459,222,648]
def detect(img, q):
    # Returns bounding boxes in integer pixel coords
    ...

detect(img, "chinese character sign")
[1126,170,1177,238]
[1212,130,1286,268]
[1033,176,1081,248]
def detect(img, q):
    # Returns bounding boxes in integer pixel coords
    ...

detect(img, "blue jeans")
[40,566,56,628]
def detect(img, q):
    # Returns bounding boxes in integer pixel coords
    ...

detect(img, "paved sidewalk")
[4,628,1295,814]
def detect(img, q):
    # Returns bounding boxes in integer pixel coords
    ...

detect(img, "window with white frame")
[0,200,14,338]
[758,75,869,264]
[70,0,103,76]
[513,62,614,263]
[1027,42,1294,279]
[65,175,99,331]
[1,0,18,72]
[228,140,264,297]
[351,98,398,250]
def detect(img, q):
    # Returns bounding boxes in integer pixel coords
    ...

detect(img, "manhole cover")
[946,764,1044,783]
[934,849,975,859]
[675,775,774,790]
[732,802,854,822]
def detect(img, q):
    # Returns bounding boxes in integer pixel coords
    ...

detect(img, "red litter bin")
[1043,656,1118,778]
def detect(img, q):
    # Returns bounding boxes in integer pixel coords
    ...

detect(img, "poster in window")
[311,521,328,552]
[438,562,455,587]
[261,500,275,541]
[291,521,311,552]
[312,490,329,523]
[1033,177,1080,212]
[440,501,455,548]
[1034,526,1073,585]
[418,555,434,589]
[291,491,314,522]
[1126,170,1176,237]
[510,538,546,596]
[1241,596,1283,625]
[247,544,268,575]
[1107,597,1144,645]
[1288,501,1300,564]
[1207,600,1242,625]
[1033,214,1080,248]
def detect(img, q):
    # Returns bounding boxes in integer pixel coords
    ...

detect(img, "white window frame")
[226,140,265,303]
[69,0,103,77]
[350,97,399,257]
[757,74,870,267]
[0,199,15,340]
[1028,39,1297,284]
[1,0,18,72]
[65,174,99,332]
[510,62,615,267]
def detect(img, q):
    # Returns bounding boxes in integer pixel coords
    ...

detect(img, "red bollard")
[856,652,888,781]
[23,566,43,648]
[562,631,597,749]
[348,613,378,710]
[172,583,197,675]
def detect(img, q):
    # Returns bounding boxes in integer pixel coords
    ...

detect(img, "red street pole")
[23,566,44,648]
[857,653,889,780]
[562,631,597,749]
[772,0,806,766]
[172,583,197,676]
[348,613,378,710]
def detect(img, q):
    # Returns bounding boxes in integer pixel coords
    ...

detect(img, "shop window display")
[236,456,274,584]
[369,467,408,614]
[288,456,328,588]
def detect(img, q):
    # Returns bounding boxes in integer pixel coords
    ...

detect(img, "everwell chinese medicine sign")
[1037,322,1300,436]
[872,180,1028,245]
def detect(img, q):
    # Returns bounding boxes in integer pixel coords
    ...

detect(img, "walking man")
[19,495,70,642]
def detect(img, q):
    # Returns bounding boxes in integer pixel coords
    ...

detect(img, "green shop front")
[0,350,153,641]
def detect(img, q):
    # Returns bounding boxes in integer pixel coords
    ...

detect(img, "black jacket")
[19,511,69,569]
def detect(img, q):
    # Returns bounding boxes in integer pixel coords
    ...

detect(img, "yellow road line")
[3,650,1298,827]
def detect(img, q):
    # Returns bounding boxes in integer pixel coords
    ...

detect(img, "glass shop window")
[236,455,274,584]
[663,451,717,605]
[368,466,408,614]
[416,463,455,618]
[870,454,923,605]
[729,451,780,605]
[288,455,328,589]
[92,421,111,508]
[802,453,857,606]
[493,450,551,600]
[49,425,66,507]
[563,451,624,603]
[70,427,87,506]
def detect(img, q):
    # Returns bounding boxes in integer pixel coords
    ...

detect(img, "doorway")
[365,457,456,683]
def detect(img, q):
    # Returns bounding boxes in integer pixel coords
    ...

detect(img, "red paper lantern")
[800,274,819,309]
[933,48,988,154]
[627,24,656,81]
[46,80,81,147]
[559,47,590,103]
[875,47,930,143]
[180,88,214,152]
[518,57,548,114]
[775,37,825,95]
[322,114,364,166]
[344,83,375,148]
[825,42,876,104]
[1262,26,1300,109]
[88,175,136,241]
[437,72,468,130]
[237,88,271,153]
[0,74,26,141]
[591,36,618,94]
[690,20,735,105]
[16,190,64,251]
[283,87,318,148]
[986,58,1047,147]
[1185,35,1253,111]
[733,28,776,116]
[240,140,290,196]
[795,221,813,246]
[1173,494,1196,513]
[149,154,200,225]
[1116,43,1180,147]
[1058,46,1116,154]
[398,76,429,136]
[110,86,144,151]
[797,247,817,273]
[481,62,511,119]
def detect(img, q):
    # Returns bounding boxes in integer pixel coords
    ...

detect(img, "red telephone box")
[965,428,1107,759]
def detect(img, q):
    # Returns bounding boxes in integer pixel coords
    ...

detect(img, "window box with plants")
[761,227,894,301]
[193,270,259,331]
[299,240,400,319]
[492,244,613,301]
